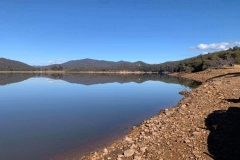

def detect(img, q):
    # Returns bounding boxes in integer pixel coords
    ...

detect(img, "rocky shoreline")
[80,68,240,160]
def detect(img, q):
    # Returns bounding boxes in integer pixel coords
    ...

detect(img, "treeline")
[0,73,201,89]
[164,47,239,73]
[147,46,240,73]
[42,73,201,88]
[68,63,151,72]
[1,47,240,73]
[60,47,240,73]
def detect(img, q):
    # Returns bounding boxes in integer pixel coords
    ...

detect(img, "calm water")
[0,74,200,160]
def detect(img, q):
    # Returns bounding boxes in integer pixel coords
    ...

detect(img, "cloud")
[30,77,66,85]
[57,58,66,61]
[31,58,67,66]
[201,52,209,55]
[197,42,229,50]
[235,41,240,45]
[189,41,240,54]
[46,58,67,65]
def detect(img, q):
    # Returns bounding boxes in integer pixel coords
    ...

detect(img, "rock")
[133,155,141,160]
[118,155,124,158]
[179,90,190,97]
[192,132,201,136]
[181,104,186,108]
[130,144,136,149]
[184,139,191,143]
[125,136,133,142]
[103,148,108,154]
[124,149,135,157]
[140,147,147,153]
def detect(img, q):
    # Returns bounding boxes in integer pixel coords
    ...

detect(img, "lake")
[0,73,200,160]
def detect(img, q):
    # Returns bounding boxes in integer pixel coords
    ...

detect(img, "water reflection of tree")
[50,74,63,79]
[0,74,36,86]
[45,73,201,88]
[0,73,201,88]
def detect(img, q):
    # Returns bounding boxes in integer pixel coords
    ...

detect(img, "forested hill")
[45,47,240,73]
[1,46,240,72]
[0,58,35,71]
[62,59,148,69]
[154,46,240,73]
[43,58,150,71]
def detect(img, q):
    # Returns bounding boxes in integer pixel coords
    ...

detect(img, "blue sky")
[1,0,240,65]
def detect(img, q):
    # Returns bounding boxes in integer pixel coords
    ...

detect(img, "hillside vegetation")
[0,58,35,71]
[1,47,239,73]
[153,46,240,73]
[43,59,149,72]
[46,47,240,73]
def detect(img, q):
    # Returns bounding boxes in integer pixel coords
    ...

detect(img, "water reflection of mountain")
[43,73,201,88]
[0,74,35,86]
[0,73,201,88]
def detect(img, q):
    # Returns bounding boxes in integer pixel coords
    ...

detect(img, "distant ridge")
[0,58,34,71]
[43,58,149,70]
[39,48,240,73]
[1,47,239,73]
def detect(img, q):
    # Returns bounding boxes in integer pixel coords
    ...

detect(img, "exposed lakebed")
[0,73,200,160]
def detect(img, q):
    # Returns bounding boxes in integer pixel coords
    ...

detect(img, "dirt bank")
[80,68,240,160]
[169,66,240,82]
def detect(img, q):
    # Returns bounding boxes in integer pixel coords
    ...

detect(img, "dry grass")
[223,64,240,69]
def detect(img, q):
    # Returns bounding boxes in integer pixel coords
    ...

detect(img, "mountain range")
[42,58,149,70]
[0,46,239,72]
